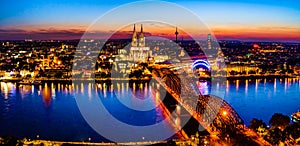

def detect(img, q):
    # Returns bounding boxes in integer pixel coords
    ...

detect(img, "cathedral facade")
[129,24,150,62]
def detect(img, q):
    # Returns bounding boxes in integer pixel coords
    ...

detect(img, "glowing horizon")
[0,0,299,42]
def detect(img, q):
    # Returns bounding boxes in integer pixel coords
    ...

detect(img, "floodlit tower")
[131,24,138,47]
[139,24,145,47]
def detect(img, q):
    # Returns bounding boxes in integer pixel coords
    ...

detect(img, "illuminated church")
[129,24,151,62]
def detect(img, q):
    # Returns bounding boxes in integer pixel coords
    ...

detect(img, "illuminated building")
[207,34,212,49]
[129,24,151,62]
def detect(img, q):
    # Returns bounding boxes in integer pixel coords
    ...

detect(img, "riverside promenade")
[23,139,168,146]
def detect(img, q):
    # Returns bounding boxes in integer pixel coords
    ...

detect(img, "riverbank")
[0,75,298,83]
[217,74,299,80]
[0,138,169,146]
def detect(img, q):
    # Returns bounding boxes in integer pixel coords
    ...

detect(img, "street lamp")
[222,111,227,116]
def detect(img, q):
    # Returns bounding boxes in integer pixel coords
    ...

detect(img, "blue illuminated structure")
[192,59,210,70]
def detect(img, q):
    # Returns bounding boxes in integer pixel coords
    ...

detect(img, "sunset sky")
[0,0,299,41]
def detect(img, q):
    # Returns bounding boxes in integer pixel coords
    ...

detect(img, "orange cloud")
[1,23,299,41]
[211,25,300,41]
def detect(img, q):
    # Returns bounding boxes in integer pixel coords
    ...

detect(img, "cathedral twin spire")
[131,24,145,47]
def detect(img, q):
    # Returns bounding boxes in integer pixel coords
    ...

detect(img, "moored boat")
[291,111,300,123]
[18,79,42,85]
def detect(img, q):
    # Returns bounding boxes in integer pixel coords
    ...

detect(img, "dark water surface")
[0,78,299,141]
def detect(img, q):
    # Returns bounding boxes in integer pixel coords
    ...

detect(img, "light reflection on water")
[0,81,176,141]
[0,78,299,140]
[208,78,300,125]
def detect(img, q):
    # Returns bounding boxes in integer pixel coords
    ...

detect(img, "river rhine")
[0,78,299,142]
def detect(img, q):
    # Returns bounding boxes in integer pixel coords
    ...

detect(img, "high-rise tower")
[175,27,179,43]
[207,34,212,49]
[139,24,145,47]
[131,24,138,47]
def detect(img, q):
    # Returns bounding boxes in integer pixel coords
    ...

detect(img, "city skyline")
[0,0,300,42]
[0,1,300,145]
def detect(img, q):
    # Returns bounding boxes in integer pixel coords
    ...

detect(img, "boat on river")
[291,111,300,123]
[18,79,42,85]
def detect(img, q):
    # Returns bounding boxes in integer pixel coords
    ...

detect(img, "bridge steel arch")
[153,68,244,133]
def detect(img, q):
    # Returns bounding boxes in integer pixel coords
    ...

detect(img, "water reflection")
[255,79,259,93]
[245,80,248,95]
[0,78,299,140]
[1,82,14,99]
[42,85,52,108]
[236,80,239,91]
[198,81,210,95]
[1,78,299,109]
[210,78,300,125]
[274,78,276,96]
